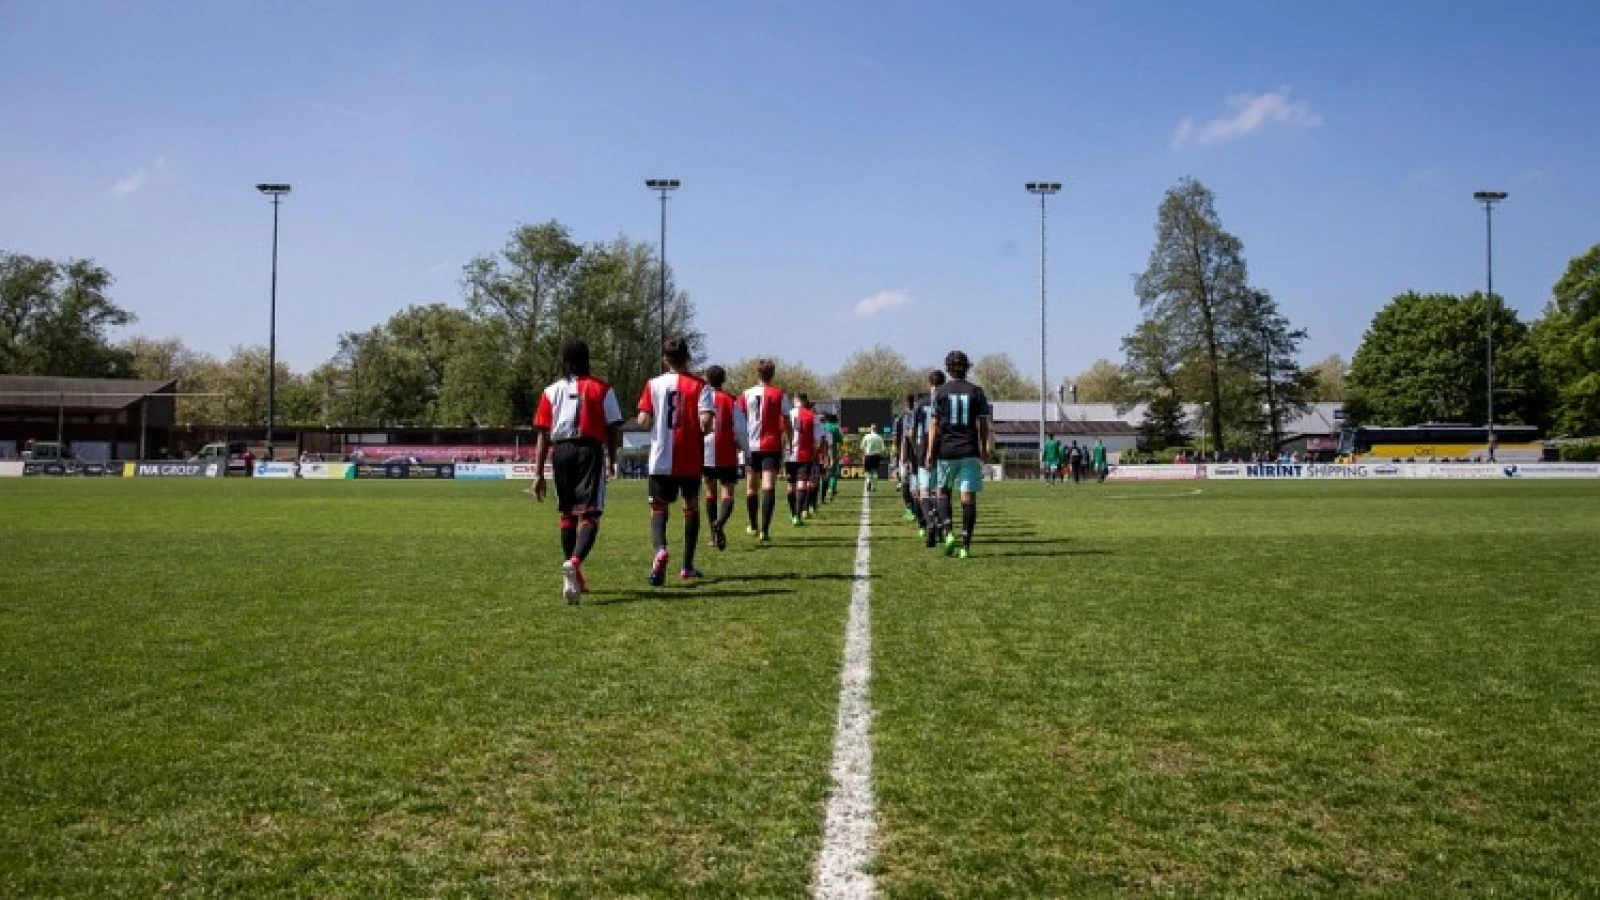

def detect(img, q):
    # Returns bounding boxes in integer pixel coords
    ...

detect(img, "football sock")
[559,514,577,560]
[746,492,759,530]
[787,490,797,517]
[682,505,700,568]
[761,488,776,533]
[574,518,599,561]
[718,496,734,528]
[650,506,668,552]
[938,494,954,536]
[961,500,976,549]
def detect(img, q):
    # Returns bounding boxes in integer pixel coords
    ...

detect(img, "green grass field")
[2,477,1598,897]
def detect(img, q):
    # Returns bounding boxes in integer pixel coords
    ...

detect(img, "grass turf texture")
[0,479,1596,896]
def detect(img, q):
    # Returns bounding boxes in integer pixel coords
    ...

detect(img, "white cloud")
[852,289,912,318]
[111,156,168,198]
[1172,88,1322,150]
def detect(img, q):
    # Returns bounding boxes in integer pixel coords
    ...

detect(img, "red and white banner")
[344,444,533,462]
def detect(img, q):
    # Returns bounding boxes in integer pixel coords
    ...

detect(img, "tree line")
[1061,178,1598,449]
[5,196,1596,445]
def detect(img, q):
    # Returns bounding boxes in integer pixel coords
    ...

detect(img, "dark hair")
[906,393,918,407]
[705,364,727,389]
[663,337,691,366]
[797,392,810,405]
[944,350,970,379]
[755,358,776,382]
[560,339,591,377]
[927,369,947,388]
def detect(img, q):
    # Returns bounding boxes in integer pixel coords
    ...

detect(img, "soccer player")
[813,413,835,514]
[925,350,993,558]
[893,394,923,524]
[532,339,625,604]
[637,338,716,585]
[822,414,846,502]
[1091,437,1109,483]
[786,393,821,525]
[702,365,748,552]
[860,424,886,493]
[1041,434,1063,486]
[917,370,946,547]
[739,359,792,542]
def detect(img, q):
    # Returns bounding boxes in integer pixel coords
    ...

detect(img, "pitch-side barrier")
[6,460,1596,481]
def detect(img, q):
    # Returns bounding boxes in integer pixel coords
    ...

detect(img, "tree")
[462,226,702,422]
[122,336,220,423]
[1532,245,1600,435]
[970,352,1034,400]
[1121,317,1192,450]
[1133,178,1250,451]
[1347,291,1545,427]
[1305,354,1348,402]
[726,356,831,401]
[1225,287,1313,449]
[1139,392,1189,451]
[1072,359,1138,404]
[834,344,920,401]
[1,252,134,377]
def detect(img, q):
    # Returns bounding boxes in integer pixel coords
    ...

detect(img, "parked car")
[190,442,252,476]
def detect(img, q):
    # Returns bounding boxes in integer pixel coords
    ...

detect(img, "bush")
[1558,440,1600,462]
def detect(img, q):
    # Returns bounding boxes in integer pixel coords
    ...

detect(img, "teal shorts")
[933,457,985,494]
[915,467,932,493]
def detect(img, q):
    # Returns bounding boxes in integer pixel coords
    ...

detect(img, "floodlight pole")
[1026,182,1062,469]
[1474,191,1506,460]
[646,179,681,351]
[256,183,292,460]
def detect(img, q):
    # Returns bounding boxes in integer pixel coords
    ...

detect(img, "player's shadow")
[589,586,798,605]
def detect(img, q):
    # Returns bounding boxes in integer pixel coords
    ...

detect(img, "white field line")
[812,489,878,899]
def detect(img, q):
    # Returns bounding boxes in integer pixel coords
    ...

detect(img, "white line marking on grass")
[813,489,877,900]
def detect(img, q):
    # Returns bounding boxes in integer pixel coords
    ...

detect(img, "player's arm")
[977,392,994,458]
[532,390,554,501]
[603,388,625,478]
[532,429,551,502]
[697,384,715,434]
[924,417,940,470]
[636,384,654,429]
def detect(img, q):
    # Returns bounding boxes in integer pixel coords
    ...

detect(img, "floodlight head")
[1473,190,1508,203]
[1025,181,1062,195]
[256,183,292,196]
[646,178,681,191]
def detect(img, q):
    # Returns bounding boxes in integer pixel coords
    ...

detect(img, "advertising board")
[351,463,456,480]
[1106,464,1203,482]
[253,462,299,479]
[0,461,23,478]
[132,462,222,478]
[455,463,508,480]
[21,461,127,477]
[1499,463,1600,479]
[300,463,353,479]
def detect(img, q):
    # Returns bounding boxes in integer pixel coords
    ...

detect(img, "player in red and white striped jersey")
[637,337,716,586]
[738,358,792,542]
[531,340,625,604]
[701,365,748,553]
[786,393,822,526]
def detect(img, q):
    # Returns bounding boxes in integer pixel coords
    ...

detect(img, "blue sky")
[2,1,1596,385]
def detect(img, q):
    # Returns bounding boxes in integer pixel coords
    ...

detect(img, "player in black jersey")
[924,350,993,558]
